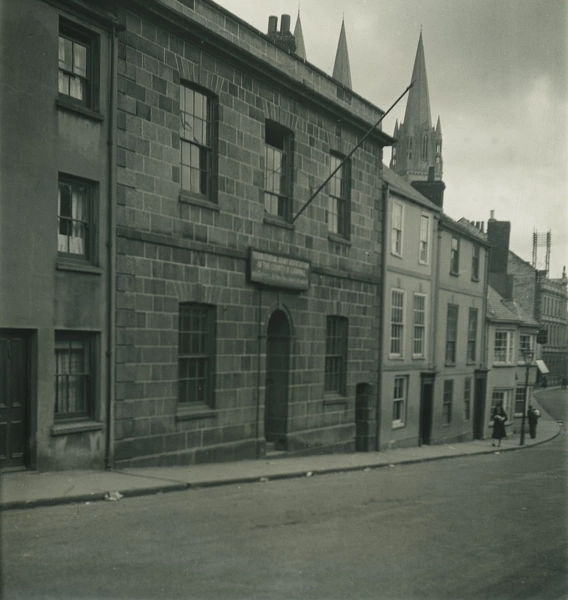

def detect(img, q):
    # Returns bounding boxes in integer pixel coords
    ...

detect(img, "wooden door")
[0,332,29,470]
[264,311,290,449]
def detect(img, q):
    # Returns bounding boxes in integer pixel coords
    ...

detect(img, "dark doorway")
[419,375,434,446]
[264,310,290,450]
[355,383,374,451]
[473,372,487,439]
[0,331,29,470]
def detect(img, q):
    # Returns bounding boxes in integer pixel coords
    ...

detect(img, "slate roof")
[383,166,441,212]
[487,285,539,326]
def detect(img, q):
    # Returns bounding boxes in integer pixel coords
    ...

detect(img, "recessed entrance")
[264,310,290,450]
[419,374,434,446]
[0,331,30,470]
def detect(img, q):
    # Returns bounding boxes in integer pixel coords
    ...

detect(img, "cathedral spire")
[294,11,307,59]
[390,31,443,183]
[404,31,432,130]
[332,19,352,88]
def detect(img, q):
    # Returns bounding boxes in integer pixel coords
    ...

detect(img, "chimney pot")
[268,15,278,34]
[490,210,495,220]
[280,14,291,33]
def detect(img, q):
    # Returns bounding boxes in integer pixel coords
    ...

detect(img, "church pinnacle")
[332,19,352,88]
[293,11,307,59]
[390,32,443,183]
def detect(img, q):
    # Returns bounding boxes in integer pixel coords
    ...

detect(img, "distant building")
[485,286,539,436]
[484,213,567,386]
[389,32,443,184]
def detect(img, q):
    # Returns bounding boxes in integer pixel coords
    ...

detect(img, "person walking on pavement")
[491,404,507,447]
[527,405,540,440]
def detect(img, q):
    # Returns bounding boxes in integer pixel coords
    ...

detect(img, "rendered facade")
[0,0,119,470]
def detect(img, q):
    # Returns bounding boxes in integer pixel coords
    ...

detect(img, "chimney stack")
[410,169,445,209]
[268,15,278,34]
[267,14,296,53]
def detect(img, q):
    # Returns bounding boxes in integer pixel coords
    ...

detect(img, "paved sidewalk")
[1,397,562,511]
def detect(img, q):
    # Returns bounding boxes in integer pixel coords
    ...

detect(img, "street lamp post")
[519,350,534,446]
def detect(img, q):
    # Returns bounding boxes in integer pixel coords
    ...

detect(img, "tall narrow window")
[180,84,214,199]
[58,21,96,107]
[450,236,460,275]
[407,138,413,160]
[328,153,350,238]
[443,380,453,424]
[494,330,514,364]
[264,121,293,221]
[514,387,526,416]
[413,293,426,358]
[472,245,480,280]
[390,290,405,357]
[464,377,472,420]
[179,304,215,406]
[55,333,94,420]
[392,376,407,427]
[391,201,404,256]
[419,214,430,264]
[422,136,428,161]
[445,304,458,364]
[58,177,92,260]
[325,317,348,395]
[467,308,478,363]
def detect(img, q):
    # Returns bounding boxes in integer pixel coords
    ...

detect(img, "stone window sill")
[327,233,351,246]
[56,260,102,275]
[56,96,104,122]
[176,404,217,422]
[323,395,347,408]
[263,214,294,230]
[179,191,219,211]
[51,420,103,436]
[392,422,405,430]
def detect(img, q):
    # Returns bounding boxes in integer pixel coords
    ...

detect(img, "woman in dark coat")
[491,405,507,447]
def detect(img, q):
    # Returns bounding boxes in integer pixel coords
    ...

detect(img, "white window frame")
[514,386,531,417]
[518,333,535,363]
[389,289,405,358]
[442,379,453,425]
[419,214,430,264]
[392,376,407,428]
[391,200,404,257]
[494,330,514,364]
[464,377,472,420]
[491,389,512,418]
[412,293,427,358]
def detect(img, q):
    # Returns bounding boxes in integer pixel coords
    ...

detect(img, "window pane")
[69,76,85,100]
[59,37,73,70]
[73,42,87,77]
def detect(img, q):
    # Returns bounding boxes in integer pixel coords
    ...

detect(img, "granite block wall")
[113,4,385,466]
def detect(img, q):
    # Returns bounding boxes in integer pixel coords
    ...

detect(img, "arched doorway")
[264,310,291,450]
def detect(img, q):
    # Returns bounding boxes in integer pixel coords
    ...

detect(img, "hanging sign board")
[249,249,310,291]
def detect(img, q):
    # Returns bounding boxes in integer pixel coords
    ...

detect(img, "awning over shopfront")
[536,359,550,374]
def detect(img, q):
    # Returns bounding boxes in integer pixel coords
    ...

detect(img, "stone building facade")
[111,1,393,467]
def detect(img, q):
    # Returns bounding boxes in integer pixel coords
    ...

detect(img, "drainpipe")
[105,24,120,470]
[376,182,389,451]
[255,287,262,459]
[432,216,441,369]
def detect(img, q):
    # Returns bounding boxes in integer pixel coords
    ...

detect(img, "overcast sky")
[216,0,568,277]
